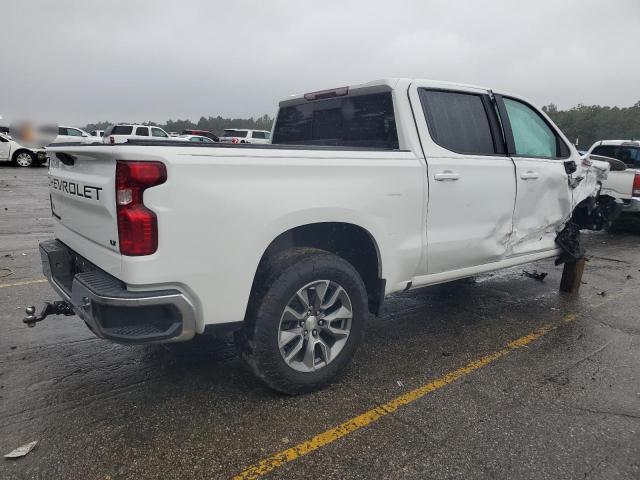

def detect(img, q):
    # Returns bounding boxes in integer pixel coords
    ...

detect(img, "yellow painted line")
[0,278,47,288]
[232,314,578,480]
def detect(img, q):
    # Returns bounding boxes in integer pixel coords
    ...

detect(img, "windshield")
[223,129,248,138]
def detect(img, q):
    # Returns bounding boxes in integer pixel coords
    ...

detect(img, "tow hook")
[23,301,75,327]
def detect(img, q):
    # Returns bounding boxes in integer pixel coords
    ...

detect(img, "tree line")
[543,101,640,149]
[85,114,274,136]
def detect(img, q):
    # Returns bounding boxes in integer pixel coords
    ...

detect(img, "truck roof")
[280,78,492,107]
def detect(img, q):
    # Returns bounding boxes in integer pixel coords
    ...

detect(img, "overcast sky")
[1,0,639,127]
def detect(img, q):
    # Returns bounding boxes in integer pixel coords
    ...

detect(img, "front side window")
[273,92,398,149]
[202,137,214,143]
[503,98,565,158]
[67,128,83,136]
[189,136,202,142]
[151,128,168,138]
[419,90,496,155]
[136,127,149,136]
[252,131,266,139]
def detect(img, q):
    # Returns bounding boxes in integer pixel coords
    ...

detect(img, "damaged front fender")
[556,156,622,263]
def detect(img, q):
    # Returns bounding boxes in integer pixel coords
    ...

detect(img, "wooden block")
[560,257,586,294]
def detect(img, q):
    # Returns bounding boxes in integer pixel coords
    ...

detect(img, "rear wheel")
[238,248,367,394]
[13,151,35,168]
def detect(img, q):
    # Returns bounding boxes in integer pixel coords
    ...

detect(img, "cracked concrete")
[1,166,639,479]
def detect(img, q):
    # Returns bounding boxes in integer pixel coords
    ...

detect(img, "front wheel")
[238,248,367,394]
[13,151,35,167]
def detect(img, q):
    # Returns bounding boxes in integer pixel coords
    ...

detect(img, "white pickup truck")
[586,140,640,219]
[31,78,613,393]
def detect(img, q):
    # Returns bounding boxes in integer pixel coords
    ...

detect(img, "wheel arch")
[251,222,385,315]
[12,148,35,164]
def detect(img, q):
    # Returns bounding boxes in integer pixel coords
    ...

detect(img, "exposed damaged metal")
[555,156,622,265]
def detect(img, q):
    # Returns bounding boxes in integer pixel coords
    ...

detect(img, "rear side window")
[112,126,133,135]
[503,98,567,159]
[272,92,398,149]
[419,90,496,155]
[135,127,149,136]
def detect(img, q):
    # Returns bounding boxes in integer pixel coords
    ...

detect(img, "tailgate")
[48,147,119,254]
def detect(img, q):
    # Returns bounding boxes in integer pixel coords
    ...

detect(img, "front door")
[495,95,573,255]
[409,84,516,275]
[0,136,10,161]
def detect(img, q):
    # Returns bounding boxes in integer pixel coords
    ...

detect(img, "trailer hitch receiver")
[24,301,75,327]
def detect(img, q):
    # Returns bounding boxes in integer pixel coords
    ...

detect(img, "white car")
[0,133,47,167]
[219,128,271,144]
[50,126,96,144]
[102,124,177,144]
[586,140,640,218]
[37,78,612,393]
[179,134,216,143]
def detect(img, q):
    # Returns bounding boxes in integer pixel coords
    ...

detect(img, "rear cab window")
[112,126,133,135]
[592,144,640,169]
[272,92,399,149]
[224,130,247,138]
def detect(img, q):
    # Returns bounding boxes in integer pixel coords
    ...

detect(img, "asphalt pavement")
[1,166,639,479]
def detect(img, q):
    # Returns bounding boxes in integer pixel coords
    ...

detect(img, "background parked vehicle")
[181,129,219,142]
[219,128,270,144]
[587,140,640,223]
[103,124,179,144]
[179,134,216,143]
[0,132,47,167]
[90,130,104,138]
[50,126,96,144]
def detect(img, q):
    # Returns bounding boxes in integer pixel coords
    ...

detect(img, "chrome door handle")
[520,171,539,180]
[434,171,460,181]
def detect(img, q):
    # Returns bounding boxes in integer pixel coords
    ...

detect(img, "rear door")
[409,84,516,275]
[495,95,573,255]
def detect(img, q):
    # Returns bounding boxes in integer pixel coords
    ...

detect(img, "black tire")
[13,150,35,168]
[238,248,367,394]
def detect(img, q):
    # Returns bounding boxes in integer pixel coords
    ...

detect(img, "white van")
[219,129,271,144]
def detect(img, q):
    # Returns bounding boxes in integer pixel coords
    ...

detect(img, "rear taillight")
[109,136,115,144]
[634,173,640,198]
[115,161,167,256]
